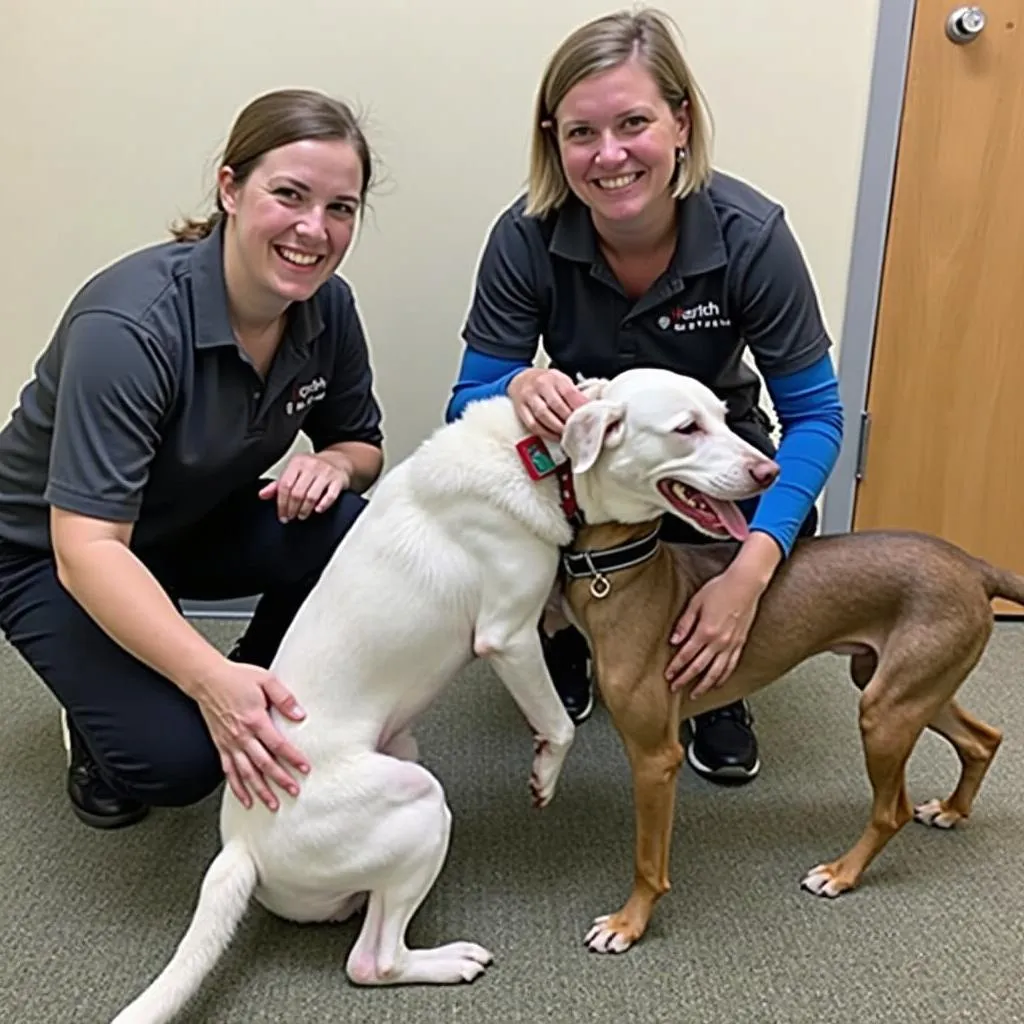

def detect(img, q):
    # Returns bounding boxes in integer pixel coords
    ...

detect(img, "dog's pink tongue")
[707,498,750,541]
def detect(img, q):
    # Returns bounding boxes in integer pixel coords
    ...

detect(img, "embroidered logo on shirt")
[285,376,327,416]
[657,300,731,332]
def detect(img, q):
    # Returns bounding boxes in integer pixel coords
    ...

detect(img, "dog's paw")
[350,943,494,986]
[409,942,494,983]
[913,799,964,829]
[530,734,570,808]
[430,941,494,966]
[584,914,638,954]
[530,747,555,808]
[800,864,855,898]
[529,773,551,808]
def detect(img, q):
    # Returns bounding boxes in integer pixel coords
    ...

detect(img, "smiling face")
[554,59,689,235]
[218,137,364,321]
[562,369,780,539]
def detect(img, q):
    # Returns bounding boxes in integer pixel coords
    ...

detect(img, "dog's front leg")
[587,736,682,953]
[479,629,575,808]
[587,677,682,954]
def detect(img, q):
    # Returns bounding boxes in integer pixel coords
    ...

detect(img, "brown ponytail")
[169,211,224,243]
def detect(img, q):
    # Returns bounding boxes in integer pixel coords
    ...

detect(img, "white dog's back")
[110,395,572,1023]
[261,399,572,755]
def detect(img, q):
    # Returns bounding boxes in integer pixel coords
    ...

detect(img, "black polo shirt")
[462,170,831,452]
[0,224,383,551]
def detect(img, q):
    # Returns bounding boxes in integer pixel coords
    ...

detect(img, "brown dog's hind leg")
[914,700,1002,829]
[802,653,962,898]
[802,692,919,897]
[803,638,988,899]
[802,690,916,897]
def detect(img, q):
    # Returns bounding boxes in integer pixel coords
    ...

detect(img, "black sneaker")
[61,711,149,830]
[684,700,760,784]
[539,626,594,725]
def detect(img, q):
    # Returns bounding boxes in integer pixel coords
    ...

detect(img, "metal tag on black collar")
[583,552,612,598]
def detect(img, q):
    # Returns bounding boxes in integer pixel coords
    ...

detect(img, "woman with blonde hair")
[447,8,844,784]
[0,88,385,827]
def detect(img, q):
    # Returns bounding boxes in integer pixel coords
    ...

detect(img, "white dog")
[110,367,742,1024]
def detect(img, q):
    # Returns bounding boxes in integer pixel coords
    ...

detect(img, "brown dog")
[563,521,1021,953]
[552,370,1023,955]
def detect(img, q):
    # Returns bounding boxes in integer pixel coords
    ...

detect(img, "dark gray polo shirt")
[0,224,383,551]
[462,170,831,452]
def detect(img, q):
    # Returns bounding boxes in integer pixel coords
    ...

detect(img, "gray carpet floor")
[4,619,1024,1024]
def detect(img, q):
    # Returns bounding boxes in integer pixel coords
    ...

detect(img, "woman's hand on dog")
[667,533,782,695]
[667,571,762,695]
[508,368,590,440]
[196,660,311,811]
[259,451,352,523]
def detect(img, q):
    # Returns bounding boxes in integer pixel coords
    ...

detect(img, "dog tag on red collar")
[515,436,558,480]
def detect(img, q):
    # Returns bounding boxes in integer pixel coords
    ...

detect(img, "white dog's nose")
[749,460,780,488]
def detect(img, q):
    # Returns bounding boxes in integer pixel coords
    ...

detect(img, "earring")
[675,146,686,163]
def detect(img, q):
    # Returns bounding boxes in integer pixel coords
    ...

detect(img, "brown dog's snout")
[749,460,780,488]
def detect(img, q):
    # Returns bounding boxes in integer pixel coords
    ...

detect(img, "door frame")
[821,0,917,535]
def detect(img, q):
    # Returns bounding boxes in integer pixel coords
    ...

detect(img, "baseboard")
[181,597,256,620]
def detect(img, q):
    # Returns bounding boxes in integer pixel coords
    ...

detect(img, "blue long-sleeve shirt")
[445,347,843,555]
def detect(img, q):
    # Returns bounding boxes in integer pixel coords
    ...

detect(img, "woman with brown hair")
[0,88,385,828]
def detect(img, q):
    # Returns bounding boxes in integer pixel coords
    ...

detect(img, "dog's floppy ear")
[562,400,626,474]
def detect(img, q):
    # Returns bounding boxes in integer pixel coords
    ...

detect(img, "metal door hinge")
[855,411,872,480]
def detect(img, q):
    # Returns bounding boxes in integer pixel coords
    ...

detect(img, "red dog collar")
[515,435,583,528]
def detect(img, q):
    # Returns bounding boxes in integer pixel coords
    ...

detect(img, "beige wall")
[3,0,880,468]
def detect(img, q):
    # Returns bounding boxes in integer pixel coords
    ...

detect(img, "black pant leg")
[143,481,368,667]
[0,545,221,807]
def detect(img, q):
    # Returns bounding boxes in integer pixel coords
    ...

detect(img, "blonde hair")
[170,88,375,242]
[525,7,713,218]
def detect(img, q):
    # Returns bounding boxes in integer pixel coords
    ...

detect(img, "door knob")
[946,5,987,43]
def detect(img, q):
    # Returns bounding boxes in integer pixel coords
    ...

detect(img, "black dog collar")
[561,527,661,598]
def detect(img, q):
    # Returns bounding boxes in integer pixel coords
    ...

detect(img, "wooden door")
[853,0,1024,613]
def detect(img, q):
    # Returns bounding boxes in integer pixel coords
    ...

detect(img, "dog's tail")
[977,559,1024,609]
[110,838,258,1024]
